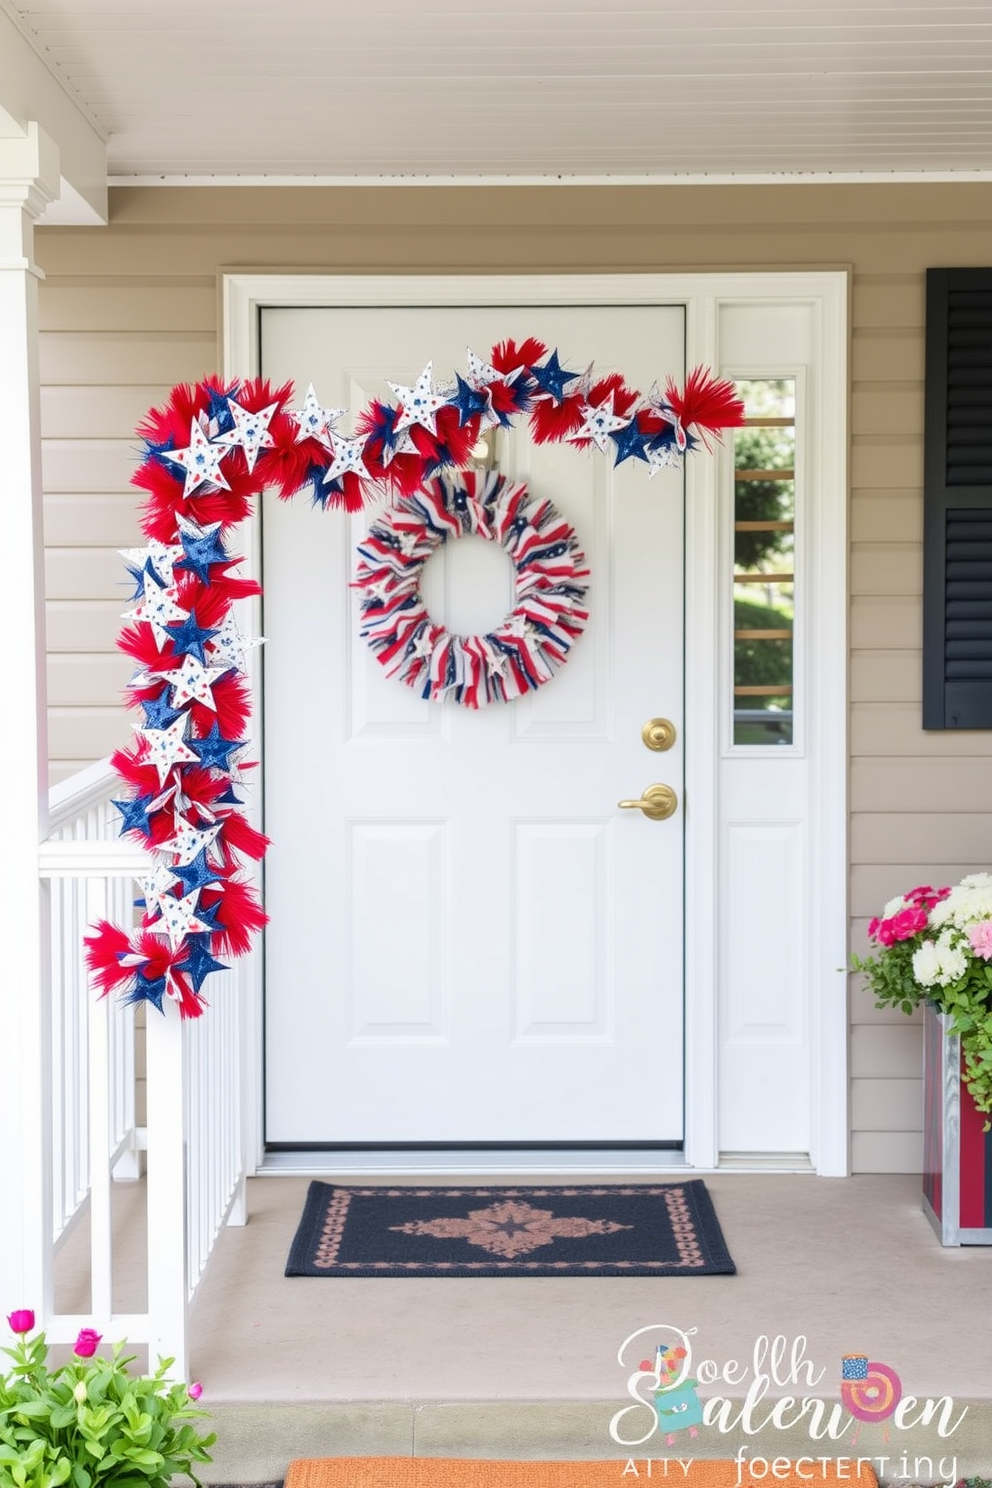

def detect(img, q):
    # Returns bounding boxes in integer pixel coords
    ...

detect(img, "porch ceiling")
[5,0,992,181]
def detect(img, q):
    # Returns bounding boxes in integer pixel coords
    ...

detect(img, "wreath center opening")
[421,532,516,637]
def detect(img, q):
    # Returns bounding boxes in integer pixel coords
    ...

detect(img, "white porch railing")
[37,758,248,1376]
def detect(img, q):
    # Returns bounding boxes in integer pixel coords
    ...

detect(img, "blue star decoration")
[164,609,219,665]
[530,350,580,404]
[205,383,238,435]
[611,417,653,467]
[139,687,183,730]
[172,849,222,896]
[190,720,246,772]
[450,374,491,428]
[176,523,230,584]
[124,556,162,603]
[128,970,167,1012]
[189,895,225,932]
[113,794,155,837]
[176,933,229,993]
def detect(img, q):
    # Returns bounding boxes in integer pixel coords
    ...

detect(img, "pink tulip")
[6,1310,34,1334]
[188,1382,204,1401]
[73,1328,102,1358]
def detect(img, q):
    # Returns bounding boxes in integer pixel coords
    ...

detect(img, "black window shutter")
[923,267,992,728]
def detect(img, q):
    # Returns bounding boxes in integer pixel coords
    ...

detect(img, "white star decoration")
[567,393,630,455]
[161,418,231,497]
[464,348,504,390]
[646,443,683,477]
[120,539,185,589]
[647,382,687,453]
[159,816,222,868]
[289,384,346,450]
[388,362,450,437]
[212,398,278,472]
[137,862,182,919]
[122,571,189,650]
[156,654,227,711]
[138,716,200,786]
[205,613,263,674]
[322,430,369,485]
[147,890,213,951]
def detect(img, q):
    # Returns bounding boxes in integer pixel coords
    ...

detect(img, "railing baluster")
[86,875,114,1326]
[39,758,249,1376]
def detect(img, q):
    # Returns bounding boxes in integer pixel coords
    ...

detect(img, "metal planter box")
[923,1001,992,1244]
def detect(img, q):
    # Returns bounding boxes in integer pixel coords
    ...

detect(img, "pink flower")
[968,921,992,960]
[889,906,929,941]
[73,1328,102,1358]
[868,917,882,939]
[188,1382,204,1401]
[907,884,952,910]
[6,1310,34,1334]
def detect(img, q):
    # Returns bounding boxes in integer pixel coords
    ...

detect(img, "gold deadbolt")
[642,717,677,753]
[617,783,679,821]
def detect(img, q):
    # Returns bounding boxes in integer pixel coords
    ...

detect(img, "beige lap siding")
[35,182,992,1170]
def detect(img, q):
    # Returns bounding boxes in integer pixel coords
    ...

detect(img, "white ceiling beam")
[0,2,106,224]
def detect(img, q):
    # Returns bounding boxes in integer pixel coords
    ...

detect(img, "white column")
[0,123,61,1321]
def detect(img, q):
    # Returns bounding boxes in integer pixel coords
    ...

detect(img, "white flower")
[913,932,969,988]
[883,894,908,919]
[935,931,969,984]
[913,940,942,987]
[933,880,992,931]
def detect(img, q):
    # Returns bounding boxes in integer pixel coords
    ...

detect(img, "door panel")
[260,303,686,1145]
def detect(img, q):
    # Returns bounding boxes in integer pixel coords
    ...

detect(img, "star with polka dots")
[388,362,451,437]
[322,430,369,485]
[289,384,346,450]
[160,417,231,497]
[567,393,629,455]
[138,716,200,786]
[155,654,228,711]
[212,397,279,472]
[122,570,189,650]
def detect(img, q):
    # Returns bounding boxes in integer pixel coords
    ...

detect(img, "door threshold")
[257,1147,690,1178]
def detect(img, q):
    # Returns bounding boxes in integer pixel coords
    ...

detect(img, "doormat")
[284,1181,736,1277]
[285,1462,876,1488]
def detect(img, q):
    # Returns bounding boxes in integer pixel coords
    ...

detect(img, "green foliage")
[853,935,992,1118]
[734,597,793,691]
[0,1333,214,1488]
[734,425,795,571]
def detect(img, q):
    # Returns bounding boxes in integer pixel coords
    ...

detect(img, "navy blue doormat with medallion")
[285,1181,736,1277]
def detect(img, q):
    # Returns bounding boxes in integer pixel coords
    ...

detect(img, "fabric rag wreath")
[355,470,589,707]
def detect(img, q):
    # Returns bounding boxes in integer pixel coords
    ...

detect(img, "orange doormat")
[284,1460,877,1488]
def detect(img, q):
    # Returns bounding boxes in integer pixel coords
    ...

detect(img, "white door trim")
[222,269,849,1177]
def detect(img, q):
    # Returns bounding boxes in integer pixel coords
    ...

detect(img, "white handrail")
[38,759,248,1377]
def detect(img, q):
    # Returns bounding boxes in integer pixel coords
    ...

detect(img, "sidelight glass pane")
[732,380,796,746]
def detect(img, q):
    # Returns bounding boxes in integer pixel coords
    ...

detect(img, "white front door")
[260,303,687,1147]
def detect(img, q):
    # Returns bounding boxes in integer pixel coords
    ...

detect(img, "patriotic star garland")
[83,343,743,1018]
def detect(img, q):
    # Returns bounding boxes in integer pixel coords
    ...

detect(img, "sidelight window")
[732,379,797,746]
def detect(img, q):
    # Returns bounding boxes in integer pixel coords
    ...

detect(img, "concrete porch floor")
[56,1168,992,1480]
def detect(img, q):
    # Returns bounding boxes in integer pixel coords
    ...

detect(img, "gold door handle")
[617,783,678,821]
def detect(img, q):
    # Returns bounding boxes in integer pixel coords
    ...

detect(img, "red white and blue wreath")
[84,339,743,1018]
[355,470,590,706]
